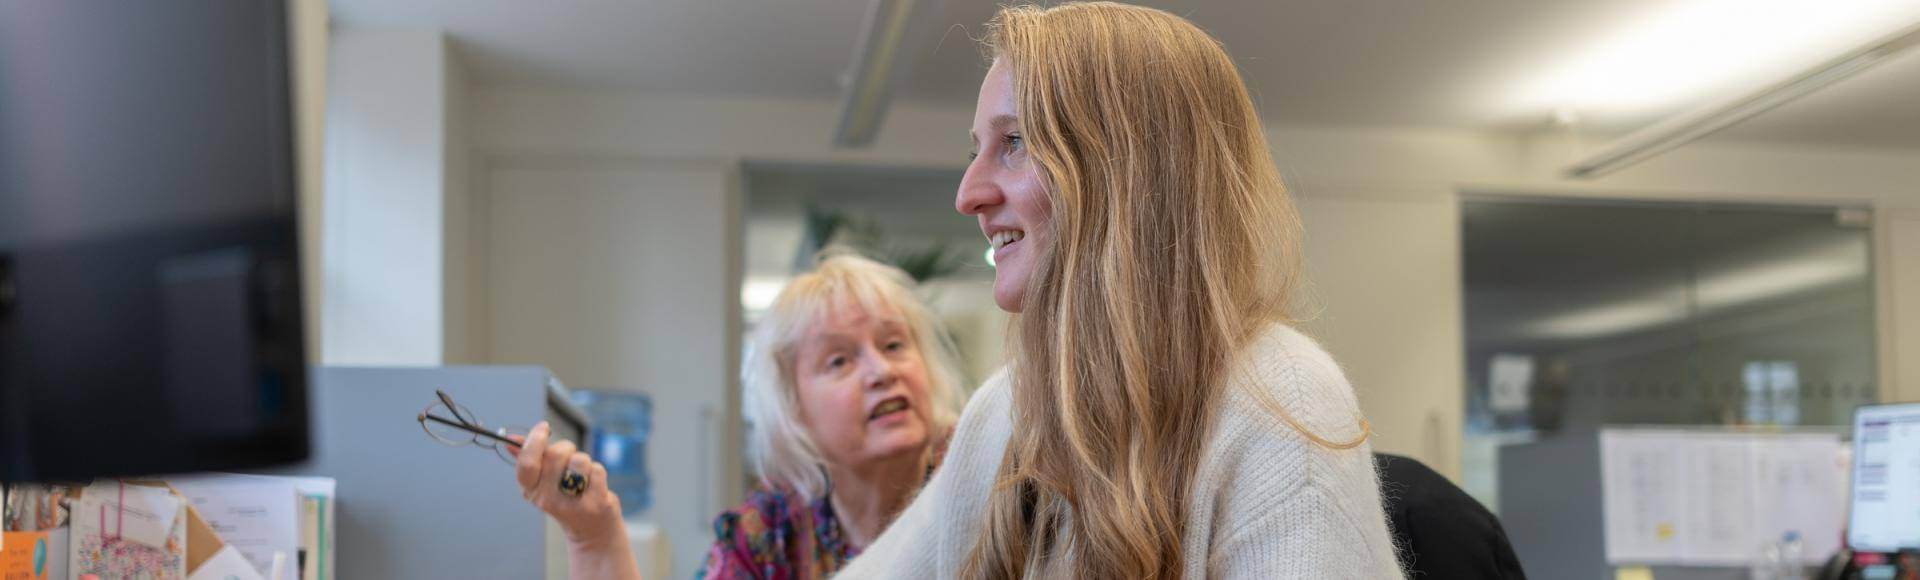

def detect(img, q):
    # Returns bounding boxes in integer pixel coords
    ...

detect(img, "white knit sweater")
[837,324,1405,579]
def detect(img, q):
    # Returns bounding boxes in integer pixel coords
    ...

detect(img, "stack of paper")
[166,474,336,580]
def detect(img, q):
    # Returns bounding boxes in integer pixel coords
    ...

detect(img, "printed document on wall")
[1601,429,1844,566]
[1601,431,1686,562]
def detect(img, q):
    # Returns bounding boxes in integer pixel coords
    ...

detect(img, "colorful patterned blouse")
[695,486,859,580]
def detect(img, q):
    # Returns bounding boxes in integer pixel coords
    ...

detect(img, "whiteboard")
[1600,429,1846,566]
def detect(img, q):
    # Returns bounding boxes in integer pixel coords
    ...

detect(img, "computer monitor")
[0,0,309,480]
[1848,402,1920,553]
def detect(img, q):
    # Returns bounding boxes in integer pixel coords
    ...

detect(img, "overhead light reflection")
[741,277,788,314]
[1526,238,1868,339]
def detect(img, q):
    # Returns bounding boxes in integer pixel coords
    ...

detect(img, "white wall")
[321,30,469,365]
[443,50,482,364]
[1885,209,1920,404]
[467,87,1920,487]
[483,159,743,580]
[1295,195,1464,473]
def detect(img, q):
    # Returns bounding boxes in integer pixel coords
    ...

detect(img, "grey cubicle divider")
[263,366,586,580]
[1499,432,1611,579]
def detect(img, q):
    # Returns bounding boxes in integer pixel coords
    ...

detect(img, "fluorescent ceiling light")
[833,0,930,148]
[1563,20,1920,178]
[1514,0,1920,116]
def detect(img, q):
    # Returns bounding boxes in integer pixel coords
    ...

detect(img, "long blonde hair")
[963,3,1361,578]
[741,251,965,501]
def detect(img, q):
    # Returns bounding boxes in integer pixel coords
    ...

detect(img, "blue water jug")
[569,389,653,517]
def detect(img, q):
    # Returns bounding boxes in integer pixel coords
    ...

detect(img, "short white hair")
[741,250,966,500]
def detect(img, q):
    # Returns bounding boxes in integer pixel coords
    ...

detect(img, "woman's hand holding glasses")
[511,423,642,580]
[417,390,637,578]
[509,421,621,547]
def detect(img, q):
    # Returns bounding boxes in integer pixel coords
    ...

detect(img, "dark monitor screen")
[0,0,309,480]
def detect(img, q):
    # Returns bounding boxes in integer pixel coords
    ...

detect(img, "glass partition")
[1461,198,1876,508]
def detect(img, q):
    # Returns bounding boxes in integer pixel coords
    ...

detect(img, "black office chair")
[1375,453,1528,579]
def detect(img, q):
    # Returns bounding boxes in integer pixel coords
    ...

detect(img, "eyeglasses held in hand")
[417,389,528,465]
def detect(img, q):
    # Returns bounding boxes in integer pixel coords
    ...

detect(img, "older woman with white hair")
[513,251,967,580]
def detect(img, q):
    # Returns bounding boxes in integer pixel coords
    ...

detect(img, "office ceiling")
[333,0,1920,149]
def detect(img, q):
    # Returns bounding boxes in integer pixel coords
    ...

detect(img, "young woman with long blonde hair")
[516,2,1402,578]
[842,3,1403,577]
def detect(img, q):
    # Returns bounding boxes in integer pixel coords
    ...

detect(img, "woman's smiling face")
[956,59,1051,313]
